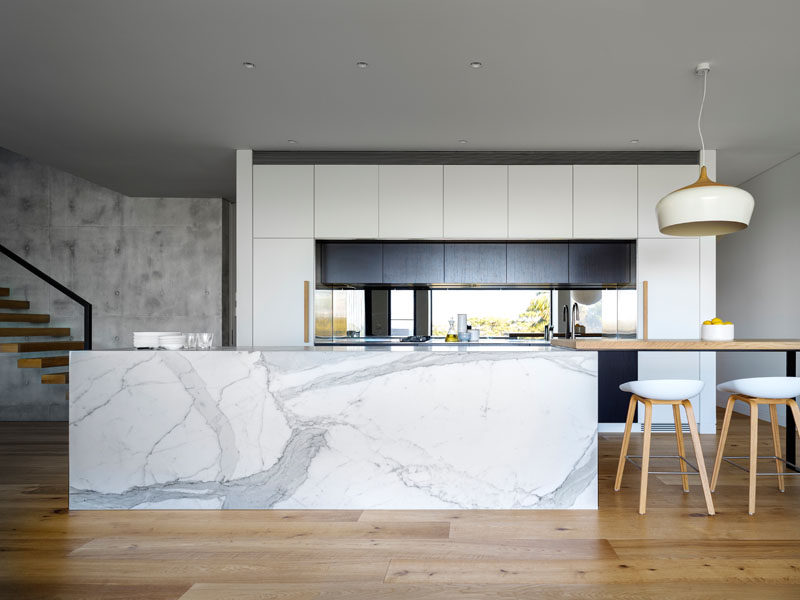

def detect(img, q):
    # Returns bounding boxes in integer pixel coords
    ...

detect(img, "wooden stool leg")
[682,400,715,516]
[711,395,736,492]
[672,403,689,492]
[614,395,638,492]
[748,401,759,516]
[769,404,785,492]
[639,400,653,515]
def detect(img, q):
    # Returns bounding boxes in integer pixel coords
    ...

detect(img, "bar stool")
[711,377,800,515]
[614,379,715,515]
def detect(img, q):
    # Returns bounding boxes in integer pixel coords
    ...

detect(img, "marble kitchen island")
[69,346,598,510]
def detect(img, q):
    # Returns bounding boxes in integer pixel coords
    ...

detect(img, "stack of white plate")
[133,331,180,349]
[158,334,186,350]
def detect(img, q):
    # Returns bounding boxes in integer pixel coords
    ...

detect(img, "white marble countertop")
[112,344,565,353]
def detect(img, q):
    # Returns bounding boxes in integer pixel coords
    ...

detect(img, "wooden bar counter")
[551,337,800,469]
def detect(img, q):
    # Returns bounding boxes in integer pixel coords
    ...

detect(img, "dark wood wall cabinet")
[507,243,569,284]
[321,242,383,284]
[444,244,506,284]
[383,243,444,284]
[568,242,632,285]
[318,240,635,286]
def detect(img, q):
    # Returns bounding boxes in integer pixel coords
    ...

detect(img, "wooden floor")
[1,412,799,599]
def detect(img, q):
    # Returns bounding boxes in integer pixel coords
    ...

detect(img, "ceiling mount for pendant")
[656,61,755,237]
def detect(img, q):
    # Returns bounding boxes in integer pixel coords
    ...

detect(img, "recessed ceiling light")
[356,61,369,69]
[629,139,640,144]
[242,61,256,69]
[458,139,469,144]
[287,140,298,145]
[469,61,483,68]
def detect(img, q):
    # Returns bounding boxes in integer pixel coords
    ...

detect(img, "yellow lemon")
[723,321,733,325]
[711,318,723,324]
[702,320,712,325]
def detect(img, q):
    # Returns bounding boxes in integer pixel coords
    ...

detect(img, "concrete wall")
[0,147,225,420]
[717,152,800,428]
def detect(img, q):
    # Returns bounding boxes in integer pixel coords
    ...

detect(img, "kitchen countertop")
[315,337,550,347]
[550,338,800,351]
[109,343,561,353]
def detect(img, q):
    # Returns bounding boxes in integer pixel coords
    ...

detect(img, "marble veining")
[69,349,598,510]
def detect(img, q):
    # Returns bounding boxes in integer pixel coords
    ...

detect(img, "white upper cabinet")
[443,165,508,238]
[379,165,443,239]
[314,165,379,238]
[508,165,572,239]
[637,164,699,238]
[252,165,314,238]
[573,165,637,238]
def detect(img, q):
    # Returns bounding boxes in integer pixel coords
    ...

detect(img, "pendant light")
[656,63,754,236]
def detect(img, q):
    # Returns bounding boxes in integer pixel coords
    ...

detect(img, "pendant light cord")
[698,68,708,167]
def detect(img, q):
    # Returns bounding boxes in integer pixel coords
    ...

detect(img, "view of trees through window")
[431,290,551,337]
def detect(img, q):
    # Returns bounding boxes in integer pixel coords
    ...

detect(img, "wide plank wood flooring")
[1,412,798,599]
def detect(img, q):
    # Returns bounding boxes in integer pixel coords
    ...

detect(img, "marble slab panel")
[69,349,598,510]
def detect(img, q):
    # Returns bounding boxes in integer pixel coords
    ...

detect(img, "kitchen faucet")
[572,302,579,339]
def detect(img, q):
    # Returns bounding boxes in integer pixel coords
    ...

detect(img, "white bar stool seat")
[615,379,715,515]
[711,377,800,515]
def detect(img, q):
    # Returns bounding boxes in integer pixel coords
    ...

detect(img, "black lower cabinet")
[598,351,638,423]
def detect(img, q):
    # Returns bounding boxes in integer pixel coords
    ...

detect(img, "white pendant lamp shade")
[657,62,755,236]
[656,166,755,236]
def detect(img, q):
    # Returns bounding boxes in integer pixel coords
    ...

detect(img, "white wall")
[717,152,800,428]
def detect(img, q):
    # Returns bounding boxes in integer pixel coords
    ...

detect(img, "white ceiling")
[1,0,799,199]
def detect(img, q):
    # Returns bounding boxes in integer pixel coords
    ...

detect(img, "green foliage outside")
[432,293,550,337]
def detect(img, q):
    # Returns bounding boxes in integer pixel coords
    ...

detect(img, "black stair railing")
[0,242,92,349]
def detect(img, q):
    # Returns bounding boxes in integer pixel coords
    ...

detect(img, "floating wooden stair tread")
[42,372,69,385]
[0,327,70,337]
[0,313,50,323]
[0,299,30,309]
[1,341,84,352]
[18,356,70,368]
[0,288,9,296]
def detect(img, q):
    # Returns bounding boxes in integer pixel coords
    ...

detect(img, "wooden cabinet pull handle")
[303,281,310,343]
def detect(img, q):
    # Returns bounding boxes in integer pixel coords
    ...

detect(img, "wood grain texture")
[0,327,70,337]
[17,356,70,368]
[0,341,84,352]
[179,582,800,600]
[551,338,800,350]
[2,412,799,599]
[41,372,69,384]
[0,313,49,322]
[0,299,31,309]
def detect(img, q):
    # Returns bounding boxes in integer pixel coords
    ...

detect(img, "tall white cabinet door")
[253,239,315,346]
[252,165,314,238]
[637,238,701,423]
[314,165,379,238]
[637,165,699,238]
[443,165,508,238]
[508,165,572,239]
[573,165,637,238]
[379,165,443,239]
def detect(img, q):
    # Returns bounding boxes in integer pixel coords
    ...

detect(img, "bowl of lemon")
[701,317,734,341]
